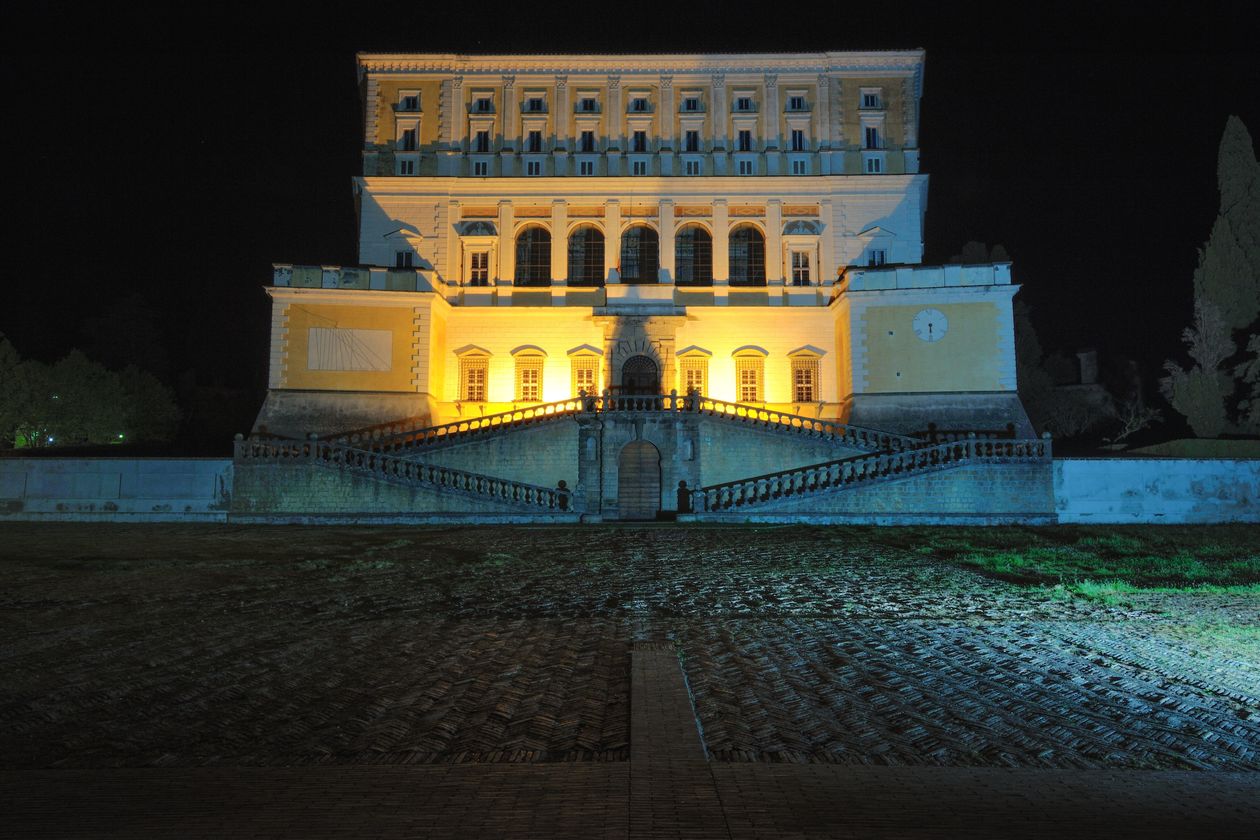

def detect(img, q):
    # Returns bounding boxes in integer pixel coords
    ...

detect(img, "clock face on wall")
[912,308,948,342]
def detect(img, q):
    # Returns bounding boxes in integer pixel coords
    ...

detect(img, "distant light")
[118,433,125,439]
[47,436,55,443]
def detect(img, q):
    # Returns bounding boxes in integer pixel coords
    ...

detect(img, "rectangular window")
[864,126,881,149]
[475,97,493,113]
[791,358,819,402]
[869,249,887,266]
[735,357,763,403]
[580,130,595,152]
[475,130,490,153]
[738,159,754,175]
[865,156,883,174]
[527,130,542,153]
[515,356,543,401]
[526,160,542,176]
[397,158,415,175]
[460,356,488,401]
[791,158,807,175]
[791,251,810,285]
[395,251,414,268]
[526,97,545,112]
[736,96,753,111]
[469,251,489,286]
[579,159,595,176]
[861,91,881,109]
[399,128,417,151]
[737,130,752,152]
[400,94,420,111]
[679,357,708,396]
[684,159,701,175]
[632,159,648,176]
[684,130,699,152]
[571,357,599,396]
[579,97,598,112]
[632,130,647,152]
[790,129,806,151]
[631,97,649,112]
[788,95,805,111]
[472,159,489,176]
[683,96,700,112]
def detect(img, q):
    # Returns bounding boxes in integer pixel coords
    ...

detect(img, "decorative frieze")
[783,205,820,217]
[729,205,765,217]
[514,206,551,218]
[461,206,499,218]
[568,206,604,217]
[675,205,712,217]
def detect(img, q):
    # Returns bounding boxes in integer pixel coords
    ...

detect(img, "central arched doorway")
[621,355,660,395]
[618,440,661,520]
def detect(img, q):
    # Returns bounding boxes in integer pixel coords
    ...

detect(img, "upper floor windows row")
[457,91,823,117]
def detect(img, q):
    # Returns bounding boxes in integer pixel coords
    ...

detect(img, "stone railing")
[234,436,572,511]
[694,435,1051,512]
[912,423,1018,443]
[341,399,589,455]
[694,397,921,452]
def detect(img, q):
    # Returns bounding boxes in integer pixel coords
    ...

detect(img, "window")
[790,129,806,151]
[630,97,649,112]
[469,251,490,286]
[526,160,542,176]
[579,159,595,176]
[395,251,414,268]
[737,130,752,152]
[400,94,420,111]
[861,91,882,109]
[475,130,490,153]
[864,156,883,174]
[475,97,493,113]
[868,249,887,266]
[791,357,820,402]
[526,97,545,112]
[682,96,700,112]
[619,226,659,284]
[864,126,881,149]
[684,130,699,152]
[527,130,542,153]
[571,356,599,396]
[460,356,488,401]
[684,159,702,175]
[632,130,647,152]
[679,356,708,396]
[735,96,753,111]
[787,95,806,111]
[399,128,417,151]
[735,357,764,403]
[729,226,765,285]
[791,158,807,175]
[398,158,415,175]
[567,226,605,286]
[515,356,543,401]
[738,159,754,175]
[580,130,595,152]
[579,97,598,112]
[514,227,551,285]
[473,160,489,176]
[632,159,648,175]
[791,251,811,285]
[675,226,712,285]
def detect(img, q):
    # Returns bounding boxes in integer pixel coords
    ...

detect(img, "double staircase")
[236,393,1049,515]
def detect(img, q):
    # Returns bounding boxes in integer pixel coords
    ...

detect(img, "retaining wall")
[1054,458,1259,524]
[0,458,232,522]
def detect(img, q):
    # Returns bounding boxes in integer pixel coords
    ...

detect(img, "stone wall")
[1055,458,1260,524]
[418,419,580,491]
[696,416,863,488]
[0,459,232,522]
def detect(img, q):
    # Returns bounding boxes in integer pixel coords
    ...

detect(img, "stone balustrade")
[840,262,1012,292]
[694,397,920,452]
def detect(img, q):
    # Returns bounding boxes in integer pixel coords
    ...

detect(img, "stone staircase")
[692,436,1052,512]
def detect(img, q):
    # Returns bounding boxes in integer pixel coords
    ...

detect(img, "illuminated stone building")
[240,51,1049,522]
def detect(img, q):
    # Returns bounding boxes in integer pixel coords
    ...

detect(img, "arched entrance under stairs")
[617,440,661,520]
[621,355,660,395]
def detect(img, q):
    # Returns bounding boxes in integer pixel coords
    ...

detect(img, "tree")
[118,365,181,442]
[0,336,40,448]
[1237,335,1260,433]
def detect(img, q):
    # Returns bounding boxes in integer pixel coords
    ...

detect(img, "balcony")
[272,264,436,293]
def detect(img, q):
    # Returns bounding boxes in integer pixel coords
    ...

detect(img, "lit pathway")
[5,641,1259,839]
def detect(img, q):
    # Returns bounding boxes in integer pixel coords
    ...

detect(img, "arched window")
[729,225,766,286]
[619,226,659,284]
[567,226,605,286]
[675,225,712,286]
[514,227,551,286]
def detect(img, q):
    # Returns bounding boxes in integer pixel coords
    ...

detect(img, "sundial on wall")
[912,308,948,343]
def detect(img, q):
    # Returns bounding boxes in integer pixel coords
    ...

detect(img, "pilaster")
[450,76,465,149]
[551,200,569,300]
[763,74,779,150]
[765,199,783,286]
[555,76,570,150]
[712,199,729,304]
[711,74,728,152]
[820,198,836,287]
[502,75,518,149]
[608,75,623,151]
[605,199,622,283]
[658,199,675,283]
[659,76,675,149]
[497,200,516,287]
[446,199,461,285]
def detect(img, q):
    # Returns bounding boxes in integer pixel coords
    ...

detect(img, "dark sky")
[4,3,1258,401]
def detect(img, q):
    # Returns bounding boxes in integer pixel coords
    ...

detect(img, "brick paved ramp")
[5,643,1258,839]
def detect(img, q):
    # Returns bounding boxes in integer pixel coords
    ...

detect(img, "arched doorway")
[618,440,661,520]
[621,355,660,395]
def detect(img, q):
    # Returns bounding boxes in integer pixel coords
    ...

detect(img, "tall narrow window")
[515,356,544,401]
[527,130,542,153]
[675,225,712,285]
[571,356,599,396]
[791,357,820,402]
[475,130,490,153]
[729,226,766,286]
[791,251,811,286]
[864,126,881,149]
[737,130,752,152]
[684,130,699,152]
[395,251,414,268]
[469,251,490,286]
[400,129,417,151]
[567,226,605,286]
[619,226,659,283]
[679,356,708,396]
[514,227,551,285]
[790,129,806,151]
[580,130,595,152]
[735,357,764,403]
[632,130,647,152]
[460,356,488,401]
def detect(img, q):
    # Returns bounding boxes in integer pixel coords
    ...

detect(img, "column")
[711,74,727,175]
[607,75,623,175]
[765,200,782,287]
[604,200,621,283]
[446,76,463,147]
[763,74,779,149]
[658,199,675,283]
[820,199,836,286]
[551,200,569,297]
[555,75,570,150]
[447,199,461,285]
[659,76,675,176]
[712,199,729,285]
[502,75,518,149]
[497,200,515,289]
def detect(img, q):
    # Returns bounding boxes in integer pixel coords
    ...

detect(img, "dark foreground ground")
[2,523,1258,837]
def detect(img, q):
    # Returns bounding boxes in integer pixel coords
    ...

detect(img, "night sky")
[5,4,1258,424]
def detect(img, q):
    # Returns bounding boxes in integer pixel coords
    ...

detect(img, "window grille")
[735,357,763,403]
[469,251,489,286]
[567,226,605,286]
[679,356,708,396]
[571,356,599,396]
[619,226,659,283]
[675,226,712,285]
[729,226,765,285]
[460,356,488,401]
[514,227,551,285]
[515,356,543,401]
[791,357,819,402]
